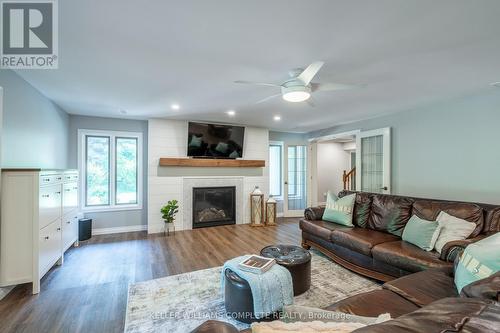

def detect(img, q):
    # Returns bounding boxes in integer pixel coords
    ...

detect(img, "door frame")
[355,127,391,194]
[283,144,308,217]
[308,129,360,205]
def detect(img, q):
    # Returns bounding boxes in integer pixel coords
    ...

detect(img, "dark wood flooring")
[0,218,302,333]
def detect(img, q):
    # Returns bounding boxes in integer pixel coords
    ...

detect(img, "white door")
[284,145,308,217]
[355,127,391,194]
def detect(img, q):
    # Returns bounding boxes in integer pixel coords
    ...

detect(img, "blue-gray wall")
[0,70,69,168]
[309,91,500,205]
[68,115,148,229]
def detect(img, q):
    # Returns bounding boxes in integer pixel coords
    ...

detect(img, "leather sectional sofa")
[300,190,500,281]
[193,268,500,332]
[192,191,500,332]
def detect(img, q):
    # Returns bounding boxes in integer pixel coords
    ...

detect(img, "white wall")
[309,90,500,205]
[148,119,269,233]
[0,70,69,169]
[316,142,350,203]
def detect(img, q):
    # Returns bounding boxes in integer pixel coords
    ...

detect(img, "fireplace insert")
[192,186,236,228]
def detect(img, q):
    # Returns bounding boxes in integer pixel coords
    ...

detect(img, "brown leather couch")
[300,191,500,281]
[192,269,500,333]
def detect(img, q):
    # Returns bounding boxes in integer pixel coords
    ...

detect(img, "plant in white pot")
[161,199,179,236]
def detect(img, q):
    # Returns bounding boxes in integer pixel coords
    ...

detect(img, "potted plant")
[161,199,179,236]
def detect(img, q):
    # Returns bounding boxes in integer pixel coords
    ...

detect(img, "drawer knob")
[66,221,71,224]
[45,236,49,240]
[44,178,50,182]
[42,194,50,198]
[55,191,61,194]
[57,227,61,231]
[65,189,71,192]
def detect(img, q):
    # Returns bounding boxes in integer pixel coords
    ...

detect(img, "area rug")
[124,251,380,333]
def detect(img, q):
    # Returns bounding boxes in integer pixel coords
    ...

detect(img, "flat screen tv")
[187,122,245,159]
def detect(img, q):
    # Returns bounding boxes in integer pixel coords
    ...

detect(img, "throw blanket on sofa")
[221,255,293,318]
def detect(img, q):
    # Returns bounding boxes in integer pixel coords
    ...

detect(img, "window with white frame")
[269,142,284,198]
[79,130,143,211]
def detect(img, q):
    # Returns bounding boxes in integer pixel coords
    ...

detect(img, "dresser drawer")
[39,174,63,186]
[62,182,78,216]
[39,219,62,276]
[63,173,79,182]
[62,214,79,252]
[39,184,62,229]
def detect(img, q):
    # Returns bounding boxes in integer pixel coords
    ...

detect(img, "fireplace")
[192,186,236,228]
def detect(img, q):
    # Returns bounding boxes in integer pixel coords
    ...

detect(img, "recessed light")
[226,110,236,116]
[171,104,180,110]
[274,115,281,121]
[491,82,500,88]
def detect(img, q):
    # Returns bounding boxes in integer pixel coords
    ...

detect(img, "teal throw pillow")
[402,215,441,251]
[322,192,356,227]
[455,233,500,293]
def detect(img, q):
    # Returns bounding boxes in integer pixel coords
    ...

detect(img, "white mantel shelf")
[159,158,265,168]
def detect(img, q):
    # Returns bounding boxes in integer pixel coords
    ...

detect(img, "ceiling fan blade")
[311,82,360,92]
[234,80,280,87]
[297,61,324,85]
[255,93,282,104]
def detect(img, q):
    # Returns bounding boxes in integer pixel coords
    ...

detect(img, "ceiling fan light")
[282,91,311,102]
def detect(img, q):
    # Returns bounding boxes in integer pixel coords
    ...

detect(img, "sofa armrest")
[439,234,490,262]
[460,272,500,301]
[190,320,240,333]
[304,206,326,221]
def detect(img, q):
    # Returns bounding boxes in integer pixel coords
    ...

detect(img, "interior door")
[356,127,391,194]
[284,145,308,217]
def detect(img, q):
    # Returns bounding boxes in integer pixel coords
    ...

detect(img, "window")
[80,130,142,211]
[269,142,283,198]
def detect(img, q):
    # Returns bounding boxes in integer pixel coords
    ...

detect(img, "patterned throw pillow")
[322,192,356,227]
[455,233,500,293]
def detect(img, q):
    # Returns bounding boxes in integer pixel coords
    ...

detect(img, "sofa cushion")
[339,191,373,228]
[372,241,452,273]
[382,269,457,307]
[331,228,400,256]
[368,195,413,236]
[325,289,419,318]
[352,297,500,333]
[413,199,484,237]
[299,219,352,241]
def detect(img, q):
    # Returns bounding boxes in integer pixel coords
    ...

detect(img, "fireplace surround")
[192,186,236,228]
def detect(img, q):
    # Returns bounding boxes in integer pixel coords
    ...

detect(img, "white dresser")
[0,169,81,294]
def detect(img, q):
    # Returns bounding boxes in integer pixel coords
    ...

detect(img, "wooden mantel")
[159,158,265,168]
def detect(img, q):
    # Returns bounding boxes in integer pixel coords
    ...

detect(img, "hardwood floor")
[0,218,302,333]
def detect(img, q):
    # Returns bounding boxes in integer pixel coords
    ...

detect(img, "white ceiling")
[16,0,500,132]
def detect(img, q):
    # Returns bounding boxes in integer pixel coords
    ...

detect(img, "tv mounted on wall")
[187,122,245,159]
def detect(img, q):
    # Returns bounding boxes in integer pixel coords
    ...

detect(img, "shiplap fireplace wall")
[147,119,269,234]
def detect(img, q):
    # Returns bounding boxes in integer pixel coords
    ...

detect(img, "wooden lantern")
[250,186,264,227]
[266,196,277,226]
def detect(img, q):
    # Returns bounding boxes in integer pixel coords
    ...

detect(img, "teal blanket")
[221,255,294,319]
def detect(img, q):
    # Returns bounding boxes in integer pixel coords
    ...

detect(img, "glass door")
[356,128,391,194]
[284,145,308,217]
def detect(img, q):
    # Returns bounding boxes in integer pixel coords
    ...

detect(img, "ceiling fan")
[234,61,359,104]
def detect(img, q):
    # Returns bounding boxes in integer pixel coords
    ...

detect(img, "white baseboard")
[92,224,147,235]
[277,213,284,218]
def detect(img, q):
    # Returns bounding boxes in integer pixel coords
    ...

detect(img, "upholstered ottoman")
[260,244,312,296]
[224,268,256,324]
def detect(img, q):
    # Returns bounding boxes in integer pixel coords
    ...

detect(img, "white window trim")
[269,140,284,200]
[78,129,143,213]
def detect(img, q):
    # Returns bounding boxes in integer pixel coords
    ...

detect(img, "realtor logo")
[1,0,58,69]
